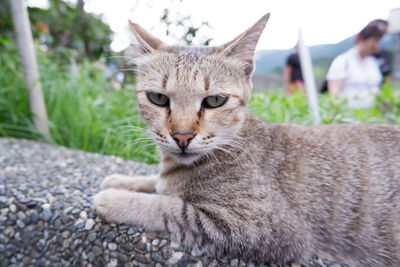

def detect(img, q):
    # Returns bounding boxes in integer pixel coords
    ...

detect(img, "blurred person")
[326,20,386,108]
[284,45,304,95]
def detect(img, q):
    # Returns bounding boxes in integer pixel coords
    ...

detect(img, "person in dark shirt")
[284,46,304,94]
[374,49,392,79]
[368,19,392,82]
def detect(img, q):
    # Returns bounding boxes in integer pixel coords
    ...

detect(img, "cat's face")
[129,15,269,164]
[136,52,250,164]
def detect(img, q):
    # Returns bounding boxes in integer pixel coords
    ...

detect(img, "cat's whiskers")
[213,145,241,162]
[123,139,154,147]
[120,129,149,136]
[128,143,157,157]
[119,129,154,143]
[114,137,155,159]
[215,133,247,148]
[202,150,220,164]
[119,125,148,134]
[126,136,154,143]
[101,55,135,61]
[213,135,252,160]
[119,125,154,143]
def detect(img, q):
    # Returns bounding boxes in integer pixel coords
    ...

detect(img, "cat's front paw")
[93,189,132,224]
[101,174,130,189]
[100,174,157,193]
[93,189,154,225]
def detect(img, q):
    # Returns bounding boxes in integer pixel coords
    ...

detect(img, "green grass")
[250,85,400,125]
[1,37,400,165]
[0,37,158,164]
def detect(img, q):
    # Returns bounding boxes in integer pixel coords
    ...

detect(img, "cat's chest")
[155,175,186,196]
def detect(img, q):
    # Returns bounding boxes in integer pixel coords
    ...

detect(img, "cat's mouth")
[169,150,203,164]
[173,151,198,157]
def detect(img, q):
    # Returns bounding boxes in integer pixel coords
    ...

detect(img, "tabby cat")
[93,14,400,266]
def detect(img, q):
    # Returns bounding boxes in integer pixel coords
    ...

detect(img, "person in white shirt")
[327,21,386,109]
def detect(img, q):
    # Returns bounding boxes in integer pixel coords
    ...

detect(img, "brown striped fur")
[94,14,400,266]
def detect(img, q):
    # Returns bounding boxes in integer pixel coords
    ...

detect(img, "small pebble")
[0,196,8,204]
[70,208,81,215]
[230,258,239,267]
[0,208,9,216]
[30,211,39,224]
[17,211,26,220]
[105,231,117,242]
[92,246,103,257]
[151,251,165,263]
[63,207,73,214]
[42,208,52,222]
[79,211,87,220]
[108,243,117,251]
[62,230,71,239]
[191,247,205,257]
[159,239,168,247]
[9,204,17,213]
[170,241,184,251]
[16,220,25,228]
[107,258,118,267]
[146,232,158,240]
[127,227,136,235]
[85,218,95,230]
[0,185,5,195]
[166,251,184,265]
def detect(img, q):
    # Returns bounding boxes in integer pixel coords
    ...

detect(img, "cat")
[93,13,400,266]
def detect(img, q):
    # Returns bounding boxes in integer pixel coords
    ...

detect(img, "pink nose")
[171,132,196,150]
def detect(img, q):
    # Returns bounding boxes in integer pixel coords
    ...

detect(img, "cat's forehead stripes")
[174,55,182,83]
[204,77,210,91]
[162,74,168,90]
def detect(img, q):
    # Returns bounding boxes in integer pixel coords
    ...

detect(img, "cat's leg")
[100,174,158,193]
[93,188,308,263]
[93,188,227,249]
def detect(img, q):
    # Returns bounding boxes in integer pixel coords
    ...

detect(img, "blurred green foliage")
[250,88,400,126]
[1,0,112,60]
[0,37,35,139]
[0,36,158,163]
[2,33,399,164]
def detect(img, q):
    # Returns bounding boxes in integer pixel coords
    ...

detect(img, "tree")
[0,0,112,60]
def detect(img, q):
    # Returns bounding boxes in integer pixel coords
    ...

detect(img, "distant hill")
[254,36,354,76]
[254,34,397,76]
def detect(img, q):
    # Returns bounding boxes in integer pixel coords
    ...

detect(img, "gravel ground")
[0,138,345,267]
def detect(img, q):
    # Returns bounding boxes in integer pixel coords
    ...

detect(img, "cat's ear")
[128,21,168,54]
[217,13,270,76]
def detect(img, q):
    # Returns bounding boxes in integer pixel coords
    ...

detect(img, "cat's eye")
[202,95,229,109]
[146,92,169,107]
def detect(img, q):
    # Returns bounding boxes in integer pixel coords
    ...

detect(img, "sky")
[29,0,400,52]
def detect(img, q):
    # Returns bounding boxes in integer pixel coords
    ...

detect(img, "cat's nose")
[171,132,196,150]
